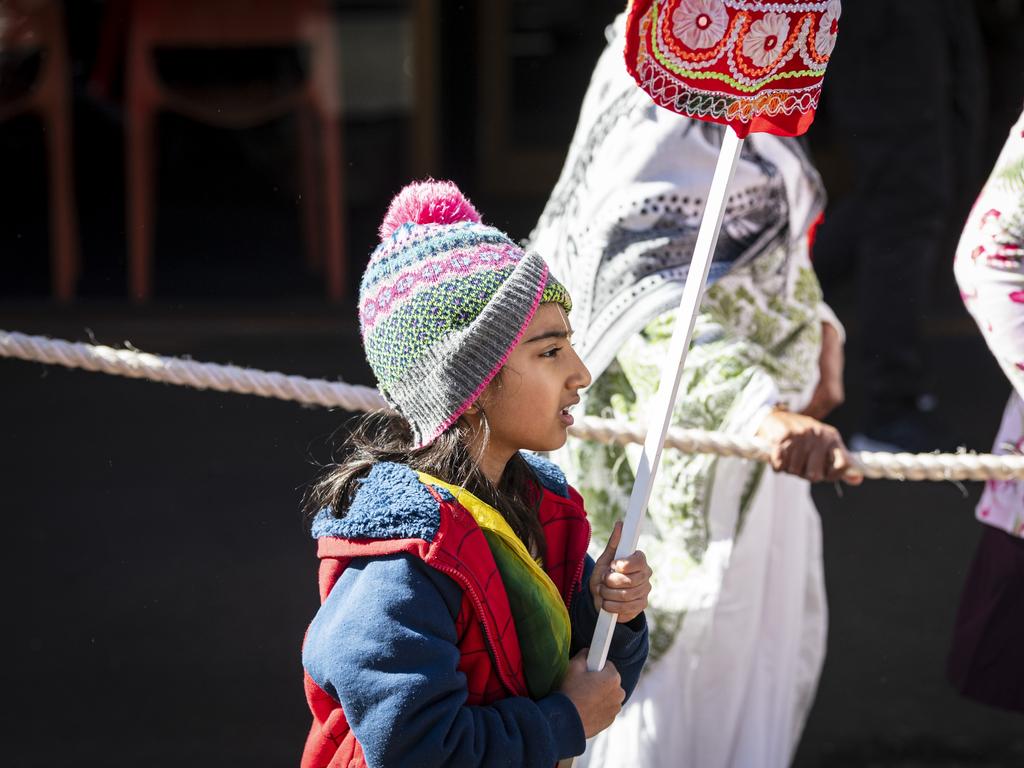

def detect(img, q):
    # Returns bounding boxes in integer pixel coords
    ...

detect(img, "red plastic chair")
[124,0,345,301]
[0,0,79,301]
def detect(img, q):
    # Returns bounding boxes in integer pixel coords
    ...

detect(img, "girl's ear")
[461,402,485,439]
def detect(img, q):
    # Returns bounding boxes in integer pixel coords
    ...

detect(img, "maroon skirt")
[947,524,1024,711]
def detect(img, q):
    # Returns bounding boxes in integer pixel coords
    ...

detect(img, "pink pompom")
[379,180,482,240]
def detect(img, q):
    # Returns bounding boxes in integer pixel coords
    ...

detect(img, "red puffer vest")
[300,456,591,768]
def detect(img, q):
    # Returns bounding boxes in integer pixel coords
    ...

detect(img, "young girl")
[300,180,652,767]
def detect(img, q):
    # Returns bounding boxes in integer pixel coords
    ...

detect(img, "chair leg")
[37,54,79,303]
[298,109,323,271]
[319,109,345,302]
[35,8,79,303]
[127,102,155,302]
[46,108,80,302]
[308,11,345,302]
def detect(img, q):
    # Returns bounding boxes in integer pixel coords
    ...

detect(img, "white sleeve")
[817,301,846,344]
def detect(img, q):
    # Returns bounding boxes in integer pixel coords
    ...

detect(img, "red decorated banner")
[624,0,840,138]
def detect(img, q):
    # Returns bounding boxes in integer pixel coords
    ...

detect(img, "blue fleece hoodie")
[302,456,649,767]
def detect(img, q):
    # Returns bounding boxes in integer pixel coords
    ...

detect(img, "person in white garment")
[947,106,1024,712]
[529,16,861,768]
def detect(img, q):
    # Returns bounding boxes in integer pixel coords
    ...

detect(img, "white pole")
[561,126,745,767]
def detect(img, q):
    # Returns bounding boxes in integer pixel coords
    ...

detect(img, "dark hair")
[305,409,547,560]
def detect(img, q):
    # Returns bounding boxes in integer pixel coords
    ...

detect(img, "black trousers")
[948,524,1024,712]
[813,0,986,426]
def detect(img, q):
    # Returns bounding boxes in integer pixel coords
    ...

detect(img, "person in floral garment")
[529,14,861,768]
[948,107,1024,711]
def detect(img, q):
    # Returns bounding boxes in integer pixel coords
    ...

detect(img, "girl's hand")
[559,650,624,738]
[590,521,652,624]
[757,408,863,485]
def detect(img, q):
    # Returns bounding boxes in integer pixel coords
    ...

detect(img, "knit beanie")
[359,180,572,448]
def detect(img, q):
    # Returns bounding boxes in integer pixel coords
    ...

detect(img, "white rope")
[3,329,1023,482]
[0,329,388,412]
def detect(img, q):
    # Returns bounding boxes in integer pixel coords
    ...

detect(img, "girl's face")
[470,302,592,482]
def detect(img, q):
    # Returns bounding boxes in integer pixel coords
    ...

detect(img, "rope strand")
[3,329,1022,482]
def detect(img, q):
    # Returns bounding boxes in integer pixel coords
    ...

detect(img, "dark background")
[3,1,1024,765]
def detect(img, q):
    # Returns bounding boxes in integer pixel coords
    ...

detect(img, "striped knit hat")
[359,180,572,448]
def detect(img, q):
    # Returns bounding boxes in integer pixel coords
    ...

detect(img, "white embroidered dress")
[954,108,1024,537]
[532,17,838,768]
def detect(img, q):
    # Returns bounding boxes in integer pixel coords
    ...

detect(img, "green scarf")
[419,473,571,699]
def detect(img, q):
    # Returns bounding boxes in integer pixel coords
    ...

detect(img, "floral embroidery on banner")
[672,0,728,50]
[625,0,835,135]
[813,0,840,57]
[742,12,790,67]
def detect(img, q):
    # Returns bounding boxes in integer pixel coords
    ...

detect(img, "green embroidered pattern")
[652,48,825,93]
[629,1,836,131]
[565,239,824,661]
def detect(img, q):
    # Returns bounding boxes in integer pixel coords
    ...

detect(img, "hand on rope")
[757,407,863,485]
[3,329,1024,482]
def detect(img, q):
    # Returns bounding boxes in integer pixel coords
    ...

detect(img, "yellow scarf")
[419,473,572,698]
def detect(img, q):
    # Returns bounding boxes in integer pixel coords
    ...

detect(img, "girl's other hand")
[590,521,652,624]
[559,650,624,738]
[757,408,863,485]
